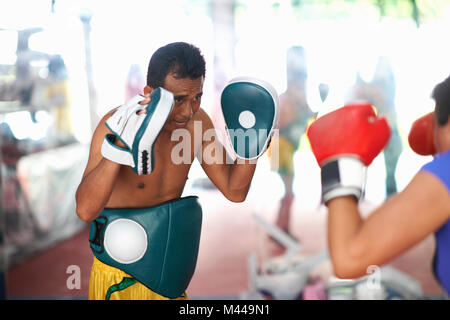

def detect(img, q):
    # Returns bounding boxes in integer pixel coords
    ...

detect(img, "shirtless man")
[75,42,279,300]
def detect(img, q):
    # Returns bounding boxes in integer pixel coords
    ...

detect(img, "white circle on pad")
[238,110,256,128]
[104,218,148,264]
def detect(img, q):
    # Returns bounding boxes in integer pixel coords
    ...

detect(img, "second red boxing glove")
[307,102,391,203]
[408,112,436,156]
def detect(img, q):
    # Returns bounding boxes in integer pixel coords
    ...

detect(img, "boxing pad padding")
[408,112,436,156]
[221,77,279,159]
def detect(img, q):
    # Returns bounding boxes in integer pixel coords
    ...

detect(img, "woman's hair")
[432,75,450,126]
[146,42,206,88]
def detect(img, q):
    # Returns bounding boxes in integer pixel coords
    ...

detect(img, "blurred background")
[0,0,449,300]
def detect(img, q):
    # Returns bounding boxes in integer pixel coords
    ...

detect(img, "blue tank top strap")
[420,150,450,191]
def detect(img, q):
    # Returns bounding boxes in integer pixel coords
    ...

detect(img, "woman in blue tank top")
[421,151,450,295]
[321,75,450,297]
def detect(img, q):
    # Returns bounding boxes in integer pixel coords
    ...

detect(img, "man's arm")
[75,113,121,222]
[196,109,256,202]
[76,92,168,221]
[326,171,450,279]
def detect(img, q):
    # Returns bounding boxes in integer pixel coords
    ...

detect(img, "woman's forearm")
[326,196,366,278]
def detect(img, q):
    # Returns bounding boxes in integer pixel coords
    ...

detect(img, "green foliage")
[236,0,450,23]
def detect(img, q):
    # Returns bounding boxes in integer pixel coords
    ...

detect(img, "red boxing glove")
[307,102,391,203]
[408,112,436,156]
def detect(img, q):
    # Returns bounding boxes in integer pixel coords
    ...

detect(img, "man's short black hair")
[432,75,450,126]
[147,42,206,88]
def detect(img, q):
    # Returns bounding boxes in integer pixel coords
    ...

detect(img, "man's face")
[161,73,204,132]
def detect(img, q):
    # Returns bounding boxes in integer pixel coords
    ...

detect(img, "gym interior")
[0,0,449,301]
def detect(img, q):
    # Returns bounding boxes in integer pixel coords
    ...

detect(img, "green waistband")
[89,196,202,299]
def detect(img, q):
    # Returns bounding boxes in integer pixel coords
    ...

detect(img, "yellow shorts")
[88,257,188,300]
[268,135,295,176]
